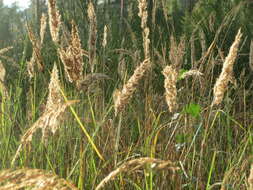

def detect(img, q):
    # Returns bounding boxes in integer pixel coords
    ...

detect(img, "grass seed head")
[212,28,242,105]
[40,13,47,45]
[95,157,179,190]
[88,2,97,73]
[58,21,83,84]
[162,65,178,113]
[169,36,185,71]
[0,168,78,190]
[48,0,61,44]
[114,58,151,115]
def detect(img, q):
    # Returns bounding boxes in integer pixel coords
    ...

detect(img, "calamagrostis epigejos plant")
[12,64,77,165]
[0,61,8,97]
[26,23,44,78]
[250,39,253,71]
[102,25,108,48]
[162,65,178,113]
[169,36,185,70]
[40,13,47,45]
[95,157,179,190]
[114,58,151,115]
[58,21,83,84]
[212,29,242,105]
[138,0,150,59]
[88,2,97,73]
[0,168,78,190]
[162,37,185,113]
[48,0,61,44]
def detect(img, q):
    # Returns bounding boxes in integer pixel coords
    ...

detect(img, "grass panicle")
[0,168,78,190]
[40,13,47,45]
[48,0,61,44]
[212,28,242,105]
[114,58,151,115]
[162,65,178,113]
[96,157,179,190]
[88,2,97,73]
[58,21,84,84]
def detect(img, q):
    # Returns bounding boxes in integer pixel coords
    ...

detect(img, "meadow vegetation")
[0,0,253,189]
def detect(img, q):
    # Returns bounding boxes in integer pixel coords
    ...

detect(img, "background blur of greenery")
[1,0,252,66]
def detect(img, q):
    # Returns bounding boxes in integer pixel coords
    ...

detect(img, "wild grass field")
[0,0,253,189]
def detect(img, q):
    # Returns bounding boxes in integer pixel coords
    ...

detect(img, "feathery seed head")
[48,0,61,44]
[40,13,47,45]
[114,58,151,115]
[162,65,178,113]
[58,21,83,83]
[212,28,242,105]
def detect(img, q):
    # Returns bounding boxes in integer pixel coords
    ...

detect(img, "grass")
[0,0,252,189]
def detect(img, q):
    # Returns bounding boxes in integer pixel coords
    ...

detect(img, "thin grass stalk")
[59,88,104,161]
[114,113,122,166]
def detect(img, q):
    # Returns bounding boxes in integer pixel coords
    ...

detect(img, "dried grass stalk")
[162,65,178,113]
[76,73,110,92]
[212,29,242,105]
[250,39,253,71]
[58,21,83,83]
[0,168,78,190]
[114,58,151,115]
[0,61,8,97]
[138,0,150,59]
[26,24,44,77]
[248,163,253,190]
[102,25,108,48]
[48,0,61,44]
[95,157,179,190]
[169,36,185,70]
[12,64,77,165]
[88,2,97,73]
[40,13,47,45]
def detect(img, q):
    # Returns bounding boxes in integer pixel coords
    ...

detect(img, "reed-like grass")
[0,1,252,190]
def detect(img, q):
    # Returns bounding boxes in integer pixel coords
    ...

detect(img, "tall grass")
[0,0,252,189]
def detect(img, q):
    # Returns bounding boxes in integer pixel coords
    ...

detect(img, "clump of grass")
[0,168,78,190]
[95,157,179,190]
[212,28,242,105]
[12,64,77,165]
